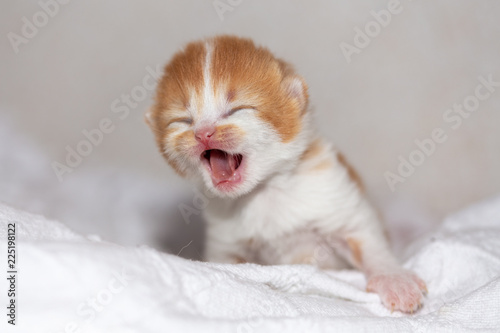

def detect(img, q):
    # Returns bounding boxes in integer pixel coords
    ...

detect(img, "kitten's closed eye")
[167,107,253,127]
[168,117,193,126]
[224,106,255,118]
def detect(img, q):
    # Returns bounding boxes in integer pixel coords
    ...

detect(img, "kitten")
[146,35,426,313]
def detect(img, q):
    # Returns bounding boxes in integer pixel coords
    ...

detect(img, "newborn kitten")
[146,35,426,313]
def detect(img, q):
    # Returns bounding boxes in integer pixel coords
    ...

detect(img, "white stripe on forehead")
[199,40,217,123]
[185,39,230,127]
[203,40,212,100]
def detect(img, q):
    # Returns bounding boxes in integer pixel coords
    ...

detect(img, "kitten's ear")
[282,75,309,113]
[144,107,154,128]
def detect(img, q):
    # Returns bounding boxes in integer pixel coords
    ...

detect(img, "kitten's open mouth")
[201,149,243,187]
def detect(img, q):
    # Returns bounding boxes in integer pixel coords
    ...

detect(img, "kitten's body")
[147,36,426,313]
[205,139,361,269]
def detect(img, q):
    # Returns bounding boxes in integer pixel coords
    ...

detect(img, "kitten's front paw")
[367,270,427,313]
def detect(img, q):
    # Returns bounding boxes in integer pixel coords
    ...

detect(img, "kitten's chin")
[200,149,247,197]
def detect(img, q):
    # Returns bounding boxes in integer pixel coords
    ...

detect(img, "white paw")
[367,270,427,313]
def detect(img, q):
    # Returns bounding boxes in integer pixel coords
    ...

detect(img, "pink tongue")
[210,150,236,182]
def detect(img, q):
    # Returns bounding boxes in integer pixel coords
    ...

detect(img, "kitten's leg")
[327,199,427,313]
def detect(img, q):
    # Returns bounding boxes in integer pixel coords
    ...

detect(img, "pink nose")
[194,127,215,145]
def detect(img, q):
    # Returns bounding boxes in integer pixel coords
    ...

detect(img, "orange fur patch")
[210,36,307,142]
[298,139,334,172]
[212,124,245,145]
[173,131,197,153]
[300,139,323,162]
[148,40,206,173]
[346,238,363,266]
[312,159,333,171]
[337,152,364,190]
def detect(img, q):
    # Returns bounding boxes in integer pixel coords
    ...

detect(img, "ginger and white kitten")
[146,35,426,313]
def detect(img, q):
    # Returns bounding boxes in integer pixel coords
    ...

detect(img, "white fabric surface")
[1,196,500,333]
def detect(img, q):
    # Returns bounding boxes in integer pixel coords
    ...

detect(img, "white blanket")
[1,196,500,333]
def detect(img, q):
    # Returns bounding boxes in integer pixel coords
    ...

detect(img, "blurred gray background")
[1,1,499,247]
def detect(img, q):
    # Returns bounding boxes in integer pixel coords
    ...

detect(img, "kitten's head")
[147,35,313,198]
